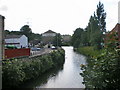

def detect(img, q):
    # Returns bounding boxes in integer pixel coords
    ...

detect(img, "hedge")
[2,49,65,88]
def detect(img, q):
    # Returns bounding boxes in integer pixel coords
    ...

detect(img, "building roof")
[111,23,120,32]
[43,30,56,34]
[106,23,120,42]
[5,35,23,39]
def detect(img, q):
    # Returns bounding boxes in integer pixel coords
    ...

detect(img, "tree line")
[72,1,120,89]
[72,1,106,50]
[5,25,42,42]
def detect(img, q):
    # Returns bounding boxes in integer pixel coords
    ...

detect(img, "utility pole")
[0,15,5,90]
[0,15,5,60]
[57,33,58,48]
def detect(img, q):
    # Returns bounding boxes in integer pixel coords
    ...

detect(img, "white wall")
[20,35,28,48]
[5,38,21,48]
[5,35,28,48]
[118,1,120,24]
[42,33,56,37]
[5,38,20,43]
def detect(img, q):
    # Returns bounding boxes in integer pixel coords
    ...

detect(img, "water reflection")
[21,46,86,88]
[21,66,64,89]
[36,46,86,88]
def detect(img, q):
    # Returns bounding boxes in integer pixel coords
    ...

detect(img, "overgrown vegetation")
[75,46,103,57]
[53,33,62,47]
[72,1,106,50]
[80,33,120,89]
[71,1,120,89]
[2,49,65,88]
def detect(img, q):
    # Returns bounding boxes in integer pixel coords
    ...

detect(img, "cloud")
[0,5,8,11]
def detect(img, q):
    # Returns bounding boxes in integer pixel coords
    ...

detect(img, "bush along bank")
[74,46,103,57]
[80,33,120,89]
[2,49,65,88]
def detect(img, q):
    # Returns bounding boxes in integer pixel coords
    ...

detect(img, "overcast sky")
[0,0,119,35]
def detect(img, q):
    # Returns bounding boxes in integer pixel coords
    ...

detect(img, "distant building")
[62,35,71,43]
[0,15,5,60]
[41,30,57,44]
[5,35,28,48]
[29,39,41,47]
[42,30,56,37]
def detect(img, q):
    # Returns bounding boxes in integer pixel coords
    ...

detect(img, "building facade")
[5,35,28,48]
[42,30,56,37]
[105,2,120,47]
[41,30,57,44]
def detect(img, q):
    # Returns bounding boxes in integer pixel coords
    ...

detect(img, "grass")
[76,46,103,57]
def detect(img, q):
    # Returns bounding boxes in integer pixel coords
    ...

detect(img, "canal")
[23,46,86,88]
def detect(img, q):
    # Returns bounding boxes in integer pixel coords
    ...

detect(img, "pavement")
[29,48,53,58]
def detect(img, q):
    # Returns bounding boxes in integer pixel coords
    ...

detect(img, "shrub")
[80,33,120,89]
[2,49,65,88]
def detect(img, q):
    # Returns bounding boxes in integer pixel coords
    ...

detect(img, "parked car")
[51,46,57,50]
[31,47,40,51]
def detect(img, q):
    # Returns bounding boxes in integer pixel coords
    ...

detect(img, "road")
[29,48,53,58]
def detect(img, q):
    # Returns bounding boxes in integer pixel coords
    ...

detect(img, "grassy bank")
[2,49,65,88]
[74,46,103,57]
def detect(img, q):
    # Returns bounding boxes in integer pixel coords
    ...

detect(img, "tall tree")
[72,28,84,48]
[96,1,106,33]
[20,25,32,41]
[53,33,62,47]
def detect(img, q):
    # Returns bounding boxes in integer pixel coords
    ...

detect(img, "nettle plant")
[80,32,120,89]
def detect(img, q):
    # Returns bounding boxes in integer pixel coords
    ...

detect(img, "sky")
[0,0,120,35]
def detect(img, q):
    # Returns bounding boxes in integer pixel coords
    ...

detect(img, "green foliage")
[72,28,84,48]
[86,15,103,49]
[2,49,65,88]
[5,26,42,42]
[20,25,32,41]
[53,33,62,47]
[96,1,106,33]
[5,30,22,36]
[20,25,32,33]
[76,46,102,57]
[2,59,25,87]
[80,33,120,89]
[72,1,106,50]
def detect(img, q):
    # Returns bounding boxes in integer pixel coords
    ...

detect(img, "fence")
[5,48,30,59]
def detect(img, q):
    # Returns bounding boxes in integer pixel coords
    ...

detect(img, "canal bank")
[21,46,87,88]
[2,48,65,88]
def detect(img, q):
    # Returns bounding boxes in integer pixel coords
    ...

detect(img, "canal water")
[23,46,86,88]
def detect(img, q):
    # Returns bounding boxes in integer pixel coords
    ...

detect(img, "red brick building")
[105,23,120,48]
[109,23,120,41]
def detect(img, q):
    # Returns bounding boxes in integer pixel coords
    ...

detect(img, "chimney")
[118,1,120,24]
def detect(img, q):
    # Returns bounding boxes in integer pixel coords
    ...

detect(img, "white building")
[42,30,56,37]
[5,35,28,48]
[41,30,57,44]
